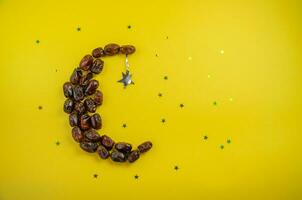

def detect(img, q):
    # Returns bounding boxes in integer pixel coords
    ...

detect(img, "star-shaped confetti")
[158,93,162,97]
[36,40,40,44]
[220,145,224,150]
[134,175,139,179]
[164,76,168,80]
[156,54,158,57]
[56,141,60,146]
[174,166,179,170]
[203,135,208,140]
[213,101,218,106]
[117,70,134,88]
[227,139,231,144]
[38,105,43,110]
[122,123,127,128]
[180,103,184,108]
[76,27,81,31]
[127,25,131,29]
[161,118,166,123]
[93,174,98,178]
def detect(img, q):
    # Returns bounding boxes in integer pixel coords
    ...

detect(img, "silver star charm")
[117,70,134,88]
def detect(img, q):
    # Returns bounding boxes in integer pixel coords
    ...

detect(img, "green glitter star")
[220,145,224,149]
[227,139,231,144]
[36,40,40,44]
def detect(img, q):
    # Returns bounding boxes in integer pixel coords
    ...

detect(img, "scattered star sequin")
[55,69,58,72]
[164,76,168,80]
[127,25,131,29]
[158,93,162,97]
[122,123,127,128]
[76,27,81,31]
[227,139,231,144]
[174,166,179,170]
[38,106,43,110]
[180,103,184,108]
[213,101,218,106]
[220,145,224,149]
[220,49,225,55]
[134,175,139,179]
[166,36,169,39]
[56,141,60,146]
[161,118,166,123]
[36,40,40,44]
[203,135,208,140]
[93,174,98,178]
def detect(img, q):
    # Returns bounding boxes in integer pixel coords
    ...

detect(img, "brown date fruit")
[85,80,99,95]
[127,150,140,163]
[64,99,74,114]
[97,145,110,159]
[84,98,96,113]
[63,82,73,98]
[80,142,98,153]
[69,112,78,127]
[138,141,152,153]
[90,113,102,129]
[91,59,104,74]
[73,85,84,101]
[71,126,84,142]
[110,149,126,162]
[80,114,90,130]
[100,135,115,150]
[79,72,93,86]
[70,68,82,84]
[74,102,86,115]
[120,45,136,55]
[79,55,93,71]
[93,90,103,106]
[84,129,101,142]
[92,47,105,58]
[104,43,120,56]
[115,142,132,154]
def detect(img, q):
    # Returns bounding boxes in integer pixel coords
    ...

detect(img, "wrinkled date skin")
[120,45,136,55]
[104,43,120,56]
[80,142,98,153]
[74,102,86,115]
[79,55,93,71]
[91,59,104,74]
[79,72,93,86]
[115,142,132,154]
[128,150,140,163]
[64,99,74,114]
[97,145,110,159]
[93,90,103,105]
[110,150,126,162]
[69,112,78,127]
[70,68,82,84]
[138,141,153,153]
[100,135,115,150]
[92,47,105,58]
[73,85,84,101]
[80,114,91,130]
[84,129,101,142]
[90,113,102,129]
[63,82,73,98]
[72,126,84,142]
[84,98,97,113]
[85,80,99,95]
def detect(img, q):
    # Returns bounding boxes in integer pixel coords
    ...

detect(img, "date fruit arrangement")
[63,43,152,163]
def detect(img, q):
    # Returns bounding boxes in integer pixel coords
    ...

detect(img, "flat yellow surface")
[0,0,302,199]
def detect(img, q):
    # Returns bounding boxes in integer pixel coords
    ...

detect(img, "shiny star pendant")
[117,70,134,88]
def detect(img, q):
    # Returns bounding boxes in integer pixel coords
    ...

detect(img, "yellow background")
[0,0,302,199]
